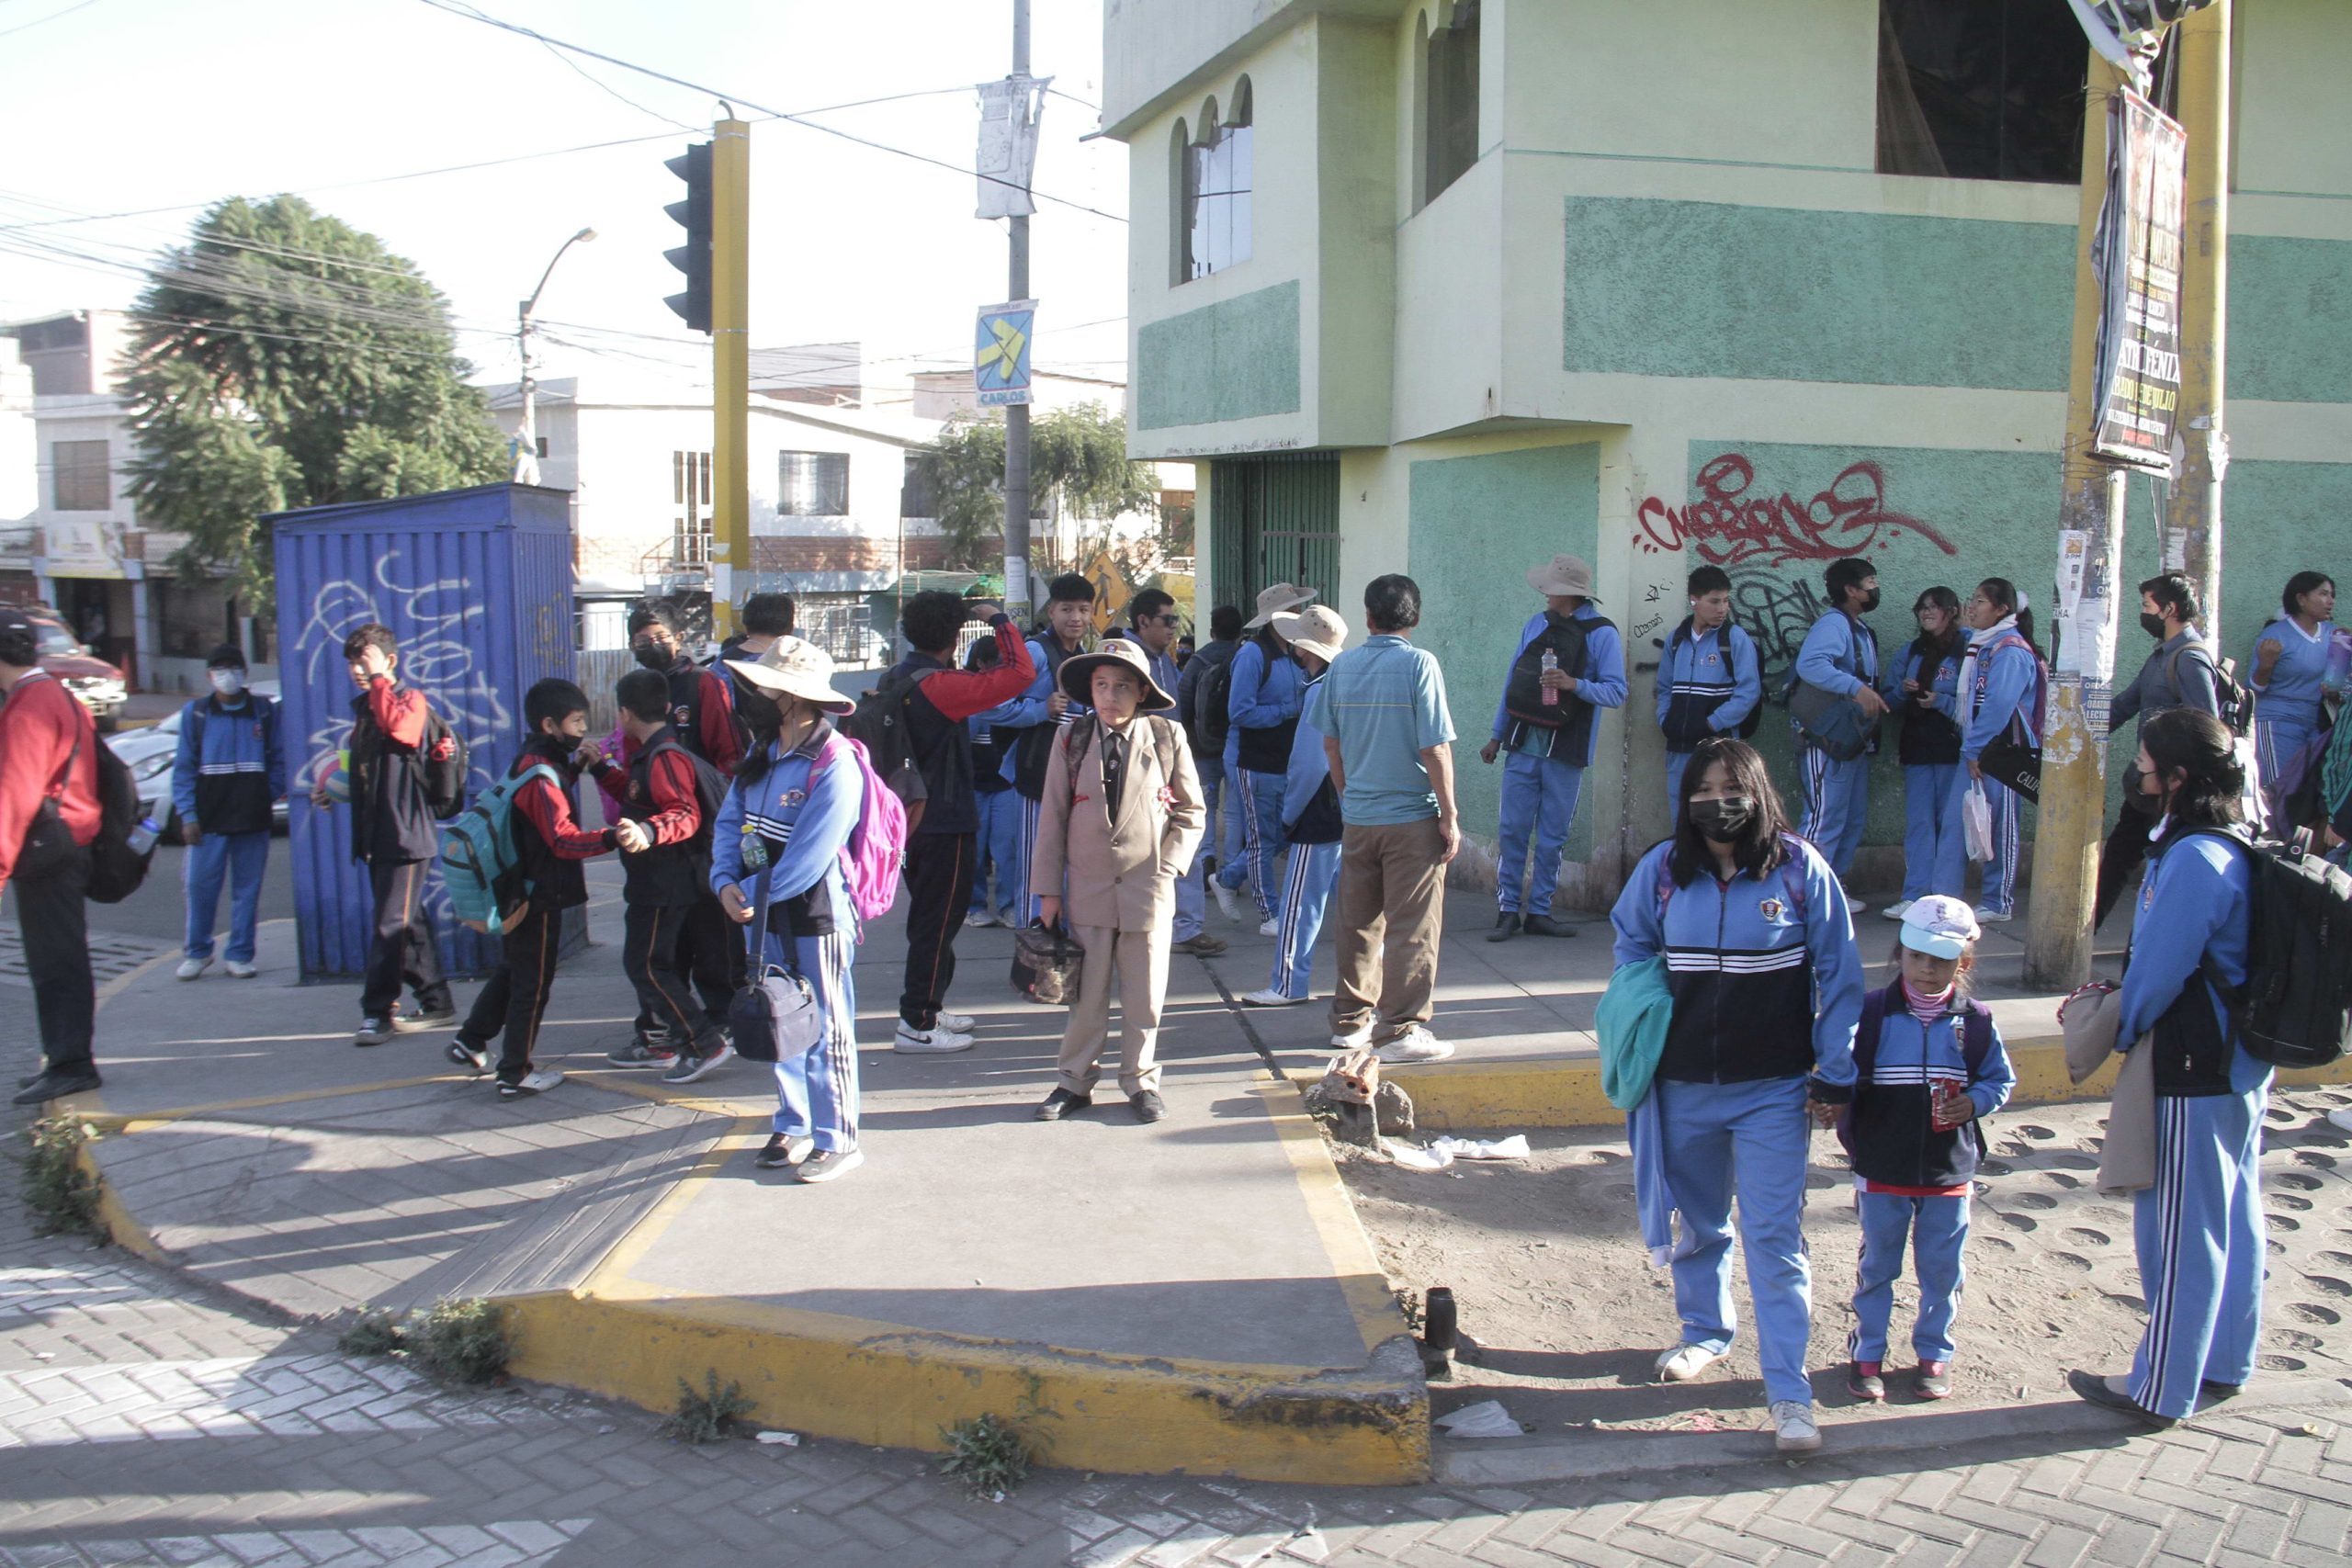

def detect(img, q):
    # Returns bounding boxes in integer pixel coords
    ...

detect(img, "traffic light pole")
[1001,0,1033,617]
[710,115,752,641]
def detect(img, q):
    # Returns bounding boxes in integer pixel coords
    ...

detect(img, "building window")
[1876,0,2089,183]
[672,449,712,568]
[51,440,108,512]
[778,451,850,516]
[1419,1,1481,210]
[535,435,549,459]
[1182,81,1253,282]
[899,452,938,519]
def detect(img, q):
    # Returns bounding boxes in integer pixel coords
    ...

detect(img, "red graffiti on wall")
[1634,454,1957,567]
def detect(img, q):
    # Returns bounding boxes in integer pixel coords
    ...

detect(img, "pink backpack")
[814,731,907,925]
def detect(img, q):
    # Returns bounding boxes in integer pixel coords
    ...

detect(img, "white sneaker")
[1258,918,1279,938]
[1213,880,1241,921]
[1880,900,1912,921]
[964,909,996,929]
[935,1010,976,1032]
[1331,1025,1373,1049]
[498,1068,564,1100]
[1770,1400,1822,1454]
[1374,1027,1453,1065]
[1240,987,1307,1008]
[1973,906,2014,924]
[175,957,210,981]
[1848,899,1871,916]
[224,960,257,978]
[1656,1343,1724,1382]
[894,1021,974,1055]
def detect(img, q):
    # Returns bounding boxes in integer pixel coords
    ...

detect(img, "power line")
[0,0,102,41]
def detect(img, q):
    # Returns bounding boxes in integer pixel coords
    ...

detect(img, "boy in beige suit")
[1031,638,1207,1123]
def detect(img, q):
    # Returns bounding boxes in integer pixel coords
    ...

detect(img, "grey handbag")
[726,864,824,1064]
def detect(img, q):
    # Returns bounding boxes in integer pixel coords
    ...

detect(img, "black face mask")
[632,643,673,672]
[735,687,781,734]
[1689,795,1756,844]
[1859,589,1883,614]
[2139,612,2169,641]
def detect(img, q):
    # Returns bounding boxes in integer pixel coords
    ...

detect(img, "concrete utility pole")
[710,113,752,641]
[1001,0,1034,617]
[2025,55,2134,994]
[2165,1,2230,642]
[514,227,596,486]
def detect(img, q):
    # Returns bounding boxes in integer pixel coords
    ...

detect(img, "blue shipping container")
[271,483,577,984]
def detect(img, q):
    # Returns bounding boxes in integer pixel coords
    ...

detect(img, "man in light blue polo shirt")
[1305,573,1458,1065]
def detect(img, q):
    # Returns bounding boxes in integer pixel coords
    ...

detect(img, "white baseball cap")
[1900,895,1981,959]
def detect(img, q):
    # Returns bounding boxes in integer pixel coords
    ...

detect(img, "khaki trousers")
[1057,923,1170,1097]
[1330,817,1446,1043]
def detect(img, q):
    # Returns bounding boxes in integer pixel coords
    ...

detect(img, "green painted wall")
[2168,459,2352,667]
[1136,279,1304,430]
[1407,443,1604,862]
[2229,235,2352,405]
[1562,197,2074,391]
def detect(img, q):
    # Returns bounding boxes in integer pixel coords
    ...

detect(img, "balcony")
[640,530,713,595]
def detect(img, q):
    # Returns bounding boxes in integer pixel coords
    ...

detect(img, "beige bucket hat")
[1527,554,1600,602]
[1244,581,1317,630]
[725,635,856,716]
[1057,637,1177,712]
[1272,604,1348,666]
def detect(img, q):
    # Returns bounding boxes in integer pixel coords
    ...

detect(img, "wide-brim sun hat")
[1057,637,1177,712]
[1527,554,1600,602]
[726,635,856,716]
[1244,581,1317,630]
[1272,604,1348,666]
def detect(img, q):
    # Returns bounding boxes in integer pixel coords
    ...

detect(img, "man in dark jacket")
[446,680,619,1099]
[2094,572,2227,929]
[171,643,286,981]
[1173,604,1244,948]
[711,592,796,707]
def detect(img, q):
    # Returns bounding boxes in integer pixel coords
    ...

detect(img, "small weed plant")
[661,1370,756,1444]
[348,1297,512,1385]
[940,1411,1032,1499]
[17,1117,104,1239]
[336,1308,407,1359]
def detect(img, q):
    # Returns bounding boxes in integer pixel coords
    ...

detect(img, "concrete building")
[1102,0,2352,906]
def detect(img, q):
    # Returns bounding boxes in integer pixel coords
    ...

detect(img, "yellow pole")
[2024,56,2132,994]
[709,115,751,641]
[2165,1,2229,643]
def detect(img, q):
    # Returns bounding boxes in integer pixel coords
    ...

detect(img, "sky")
[0,0,1131,409]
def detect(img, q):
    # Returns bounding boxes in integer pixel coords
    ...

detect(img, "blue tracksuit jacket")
[1280,673,1335,832]
[172,692,287,837]
[1224,637,1305,767]
[1960,631,2041,761]
[1795,609,1882,705]
[1656,619,1760,749]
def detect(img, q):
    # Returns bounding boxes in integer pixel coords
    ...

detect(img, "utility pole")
[514,227,597,488]
[2165,1,2229,642]
[1001,0,1033,618]
[2025,55,2133,994]
[710,112,752,642]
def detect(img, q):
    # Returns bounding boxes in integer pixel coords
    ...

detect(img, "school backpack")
[2167,643,2255,739]
[1194,654,1236,752]
[1504,615,1604,731]
[837,666,937,827]
[437,764,558,932]
[1833,985,1997,1157]
[812,730,908,925]
[2182,826,2352,1070]
[85,739,153,905]
[422,711,469,820]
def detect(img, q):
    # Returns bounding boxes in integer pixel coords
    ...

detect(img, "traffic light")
[663,141,712,333]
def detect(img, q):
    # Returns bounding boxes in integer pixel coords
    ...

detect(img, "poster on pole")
[975,75,1049,220]
[2090,89,2188,472]
[975,299,1035,407]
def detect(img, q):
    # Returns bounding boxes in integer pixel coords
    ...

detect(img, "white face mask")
[209,668,246,697]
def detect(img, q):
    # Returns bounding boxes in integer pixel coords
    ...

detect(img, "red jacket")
[0,671,100,891]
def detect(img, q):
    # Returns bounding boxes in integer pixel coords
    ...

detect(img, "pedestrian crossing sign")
[976,299,1035,406]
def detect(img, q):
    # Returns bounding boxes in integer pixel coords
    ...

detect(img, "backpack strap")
[1958,998,1996,1077]
[1855,985,1890,1082]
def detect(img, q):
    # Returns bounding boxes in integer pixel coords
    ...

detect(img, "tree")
[120,196,507,605]
[910,401,1159,573]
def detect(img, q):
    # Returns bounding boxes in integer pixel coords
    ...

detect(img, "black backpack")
[2168,644,2255,739]
[85,739,152,905]
[422,711,468,821]
[838,666,937,818]
[2183,827,2352,1069]
[1504,615,1602,730]
[1195,654,1236,752]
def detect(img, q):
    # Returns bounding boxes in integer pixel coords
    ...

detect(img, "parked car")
[31,616,127,729]
[106,681,288,834]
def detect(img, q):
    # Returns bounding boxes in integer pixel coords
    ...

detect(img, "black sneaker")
[355,1016,397,1047]
[662,1041,736,1085]
[445,1037,489,1074]
[1487,911,1521,942]
[396,1005,458,1034]
[10,1067,101,1107]
[1035,1088,1093,1122]
[605,1036,678,1069]
[757,1133,815,1169]
[1130,1089,1169,1124]
[1521,914,1579,939]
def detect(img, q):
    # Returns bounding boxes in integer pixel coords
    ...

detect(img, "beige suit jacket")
[1029,715,1206,932]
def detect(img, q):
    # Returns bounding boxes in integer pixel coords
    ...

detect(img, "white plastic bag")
[1962,781,1994,863]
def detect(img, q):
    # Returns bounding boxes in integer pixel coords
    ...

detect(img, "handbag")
[1012,920,1086,1006]
[725,864,824,1064]
[1787,678,1876,762]
[1962,780,1994,863]
[1976,733,2041,802]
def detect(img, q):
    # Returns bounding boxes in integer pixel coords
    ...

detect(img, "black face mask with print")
[1689,795,1756,844]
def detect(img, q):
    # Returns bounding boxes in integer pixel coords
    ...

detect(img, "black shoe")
[1130,1090,1168,1123]
[2068,1369,2177,1428]
[1521,913,1579,939]
[11,1067,101,1107]
[756,1133,814,1169]
[396,1005,458,1033]
[1035,1088,1093,1122]
[2200,1380,2244,1403]
[1487,912,1521,942]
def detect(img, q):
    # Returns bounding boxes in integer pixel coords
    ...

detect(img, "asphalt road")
[4,833,300,949]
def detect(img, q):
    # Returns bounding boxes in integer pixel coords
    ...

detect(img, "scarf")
[1903,977,1958,1027]
[1955,614,2020,728]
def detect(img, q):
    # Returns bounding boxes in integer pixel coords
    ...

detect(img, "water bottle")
[128,815,163,855]
[1540,648,1560,706]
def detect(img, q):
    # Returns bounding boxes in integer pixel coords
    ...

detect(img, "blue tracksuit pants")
[1934,770,2022,915]
[1799,744,1871,880]
[1268,840,1341,1000]
[2129,1054,2272,1419]
[1218,766,1290,924]
[1657,1075,1816,1406]
[1901,762,1961,903]
[2257,717,2317,824]
[1171,761,1222,942]
[1849,1190,1970,1364]
[184,829,270,964]
[763,926,860,1152]
[967,789,1022,921]
[1497,749,1584,919]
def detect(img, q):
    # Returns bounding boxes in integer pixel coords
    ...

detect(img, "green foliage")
[16,1117,104,1239]
[938,1411,1033,1499]
[119,195,507,607]
[910,401,1159,573]
[660,1370,756,1444]
[336,1308,406,1359]
[401,1297,513,1385]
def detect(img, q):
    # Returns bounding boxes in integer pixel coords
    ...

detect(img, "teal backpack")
[438,764,558,933]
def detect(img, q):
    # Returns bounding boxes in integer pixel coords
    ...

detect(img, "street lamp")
[514,225,597,485]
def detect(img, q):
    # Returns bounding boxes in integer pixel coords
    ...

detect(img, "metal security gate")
[1209,453,1340,617]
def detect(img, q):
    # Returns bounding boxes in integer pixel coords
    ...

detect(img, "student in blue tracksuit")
[1657,565,1762,810]
[1611,735,1862,1456]
[1219,583,1314,929]
[1882,589,1963,924]
[1238,606,1348,1008]
[996,574,1097,927]
[2072,708,2267,1427]
[712,637,868,1185]
[171,643,286,980]
[1950,580,2043,923]
[1481,555,1628,941]
[2249,570,2337,822]
[1792,557,1890,896]
[1839,896,2016,1404]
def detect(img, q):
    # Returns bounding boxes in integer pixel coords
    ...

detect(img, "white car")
[107,681,288,835]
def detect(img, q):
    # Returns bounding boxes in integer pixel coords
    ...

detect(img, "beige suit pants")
[1057,923,1170,1097]
[1330,817,1446,1043]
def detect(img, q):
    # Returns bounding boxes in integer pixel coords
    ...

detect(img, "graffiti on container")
[1634,453,1958,568]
